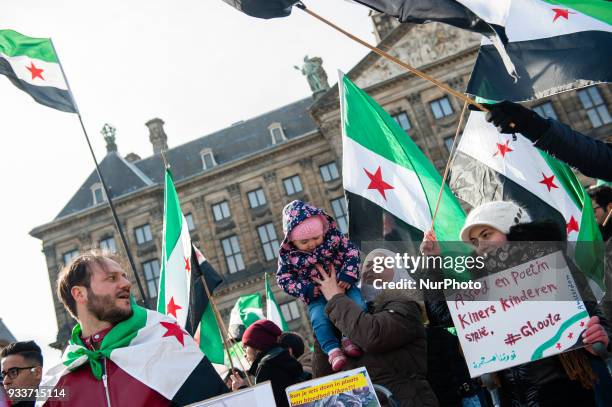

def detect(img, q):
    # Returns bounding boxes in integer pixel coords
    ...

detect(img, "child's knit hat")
[290,215,326,241]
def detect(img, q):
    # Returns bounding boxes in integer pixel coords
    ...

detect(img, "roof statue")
[294,55,330,94]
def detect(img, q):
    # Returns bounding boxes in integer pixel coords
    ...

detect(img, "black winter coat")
[248,346,305,407]
[535,119,612,182]
[426,222,611,407]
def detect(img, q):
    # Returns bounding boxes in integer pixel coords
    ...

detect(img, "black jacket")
[248,346,305,407]
[534,119,612,182]
[426,222,610,406]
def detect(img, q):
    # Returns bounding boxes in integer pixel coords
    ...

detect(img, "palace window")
[221,235,245,274]
[319,162,340,182]
[430,97,454,119]
[257,223,279,261]
[283,175,303,196]
[247,188,267,208]
[134,224,153,245]
[392,111,412,131]
[578,87,611,128]
[330,197,348,234]
[143,259,161,298]
[533,102,558,120]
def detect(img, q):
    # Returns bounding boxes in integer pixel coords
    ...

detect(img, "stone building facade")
[0,319,17,349]
[31,15,611,350]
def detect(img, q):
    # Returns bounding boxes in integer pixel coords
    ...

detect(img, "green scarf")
[63,300,147,380]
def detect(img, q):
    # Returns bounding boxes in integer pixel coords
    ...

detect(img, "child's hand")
[337,281,351,290]
[313,286,321,297]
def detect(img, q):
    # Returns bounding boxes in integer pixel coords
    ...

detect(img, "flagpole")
[49,39,150,308]
[295,2,489,112]
[199,275,253,386]
[429,100,469,229]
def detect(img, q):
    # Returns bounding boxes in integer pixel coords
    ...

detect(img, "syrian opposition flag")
[449,111,605,296]
[340,73,466,254]
[265,273,289,331]
[188,245,225,364]
[39,302,227,405]
[467,0,612,101]
[0,29,77,113]
[158,169,225,363]
[228,293,264,340]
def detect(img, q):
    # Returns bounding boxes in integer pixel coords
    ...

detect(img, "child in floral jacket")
[276,200,367,371]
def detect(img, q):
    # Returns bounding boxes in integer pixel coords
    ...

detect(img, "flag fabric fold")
[449,111,605,295]
[265,273,289,331]
[158,169,225,364]
[228,293,264,340]
[39,302,227,405]
[466,0,612,101]
[339,72,466,255]
[0,29,77,113]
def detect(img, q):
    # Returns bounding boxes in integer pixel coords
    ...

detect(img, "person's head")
[279,332,306,358]
[57,251,133,325]
[360,249,417,303]
[290,215,326,252]
[460,201,531,255]
[588,186,612,226]
[1,341,43,395]
[362,249,396,286]
[241,320,282,363]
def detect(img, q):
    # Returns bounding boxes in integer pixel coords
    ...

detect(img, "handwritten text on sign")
[446,251,588,377]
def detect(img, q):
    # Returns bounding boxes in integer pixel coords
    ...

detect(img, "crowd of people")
[1,103,611,406]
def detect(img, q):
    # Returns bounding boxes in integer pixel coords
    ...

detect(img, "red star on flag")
[568,332,574,340]
[539,173,559,192]
[493,140,513,158]
[552,8,576,22]
[26,62,44,80]
[160,321,186,346]
[166,297,182,318]
[364,166,394,200]
[580,321,586,327]
[556,342,562,350]
[566,216,580,235]
[184,257,191,273]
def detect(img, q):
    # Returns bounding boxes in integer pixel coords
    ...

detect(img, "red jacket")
[44,327,169,407]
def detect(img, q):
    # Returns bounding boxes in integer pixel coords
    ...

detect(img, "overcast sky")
[0,0,374,370]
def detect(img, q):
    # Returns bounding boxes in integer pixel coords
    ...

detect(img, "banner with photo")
[286,367,380,407]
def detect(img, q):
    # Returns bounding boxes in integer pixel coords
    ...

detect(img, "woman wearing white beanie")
[421,200,610,407]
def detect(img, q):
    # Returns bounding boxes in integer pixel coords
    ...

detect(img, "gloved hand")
[481,100,551,142]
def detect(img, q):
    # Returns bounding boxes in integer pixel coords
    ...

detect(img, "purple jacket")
[276,200,360,304]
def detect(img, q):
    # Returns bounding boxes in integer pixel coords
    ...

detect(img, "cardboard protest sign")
[446,251,590,377]
[187,381,275,407]
[286,367,380,407]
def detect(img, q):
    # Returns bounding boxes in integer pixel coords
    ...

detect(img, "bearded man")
[42,251,227,406]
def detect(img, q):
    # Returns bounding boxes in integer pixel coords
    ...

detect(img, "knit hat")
[241,320,282,351]
[460,201,531,242]
[289,215,325,241]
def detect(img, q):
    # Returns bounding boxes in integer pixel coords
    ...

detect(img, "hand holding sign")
[583,316,610,356]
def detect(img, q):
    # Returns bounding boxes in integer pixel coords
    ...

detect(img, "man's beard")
[86,289,133,324]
